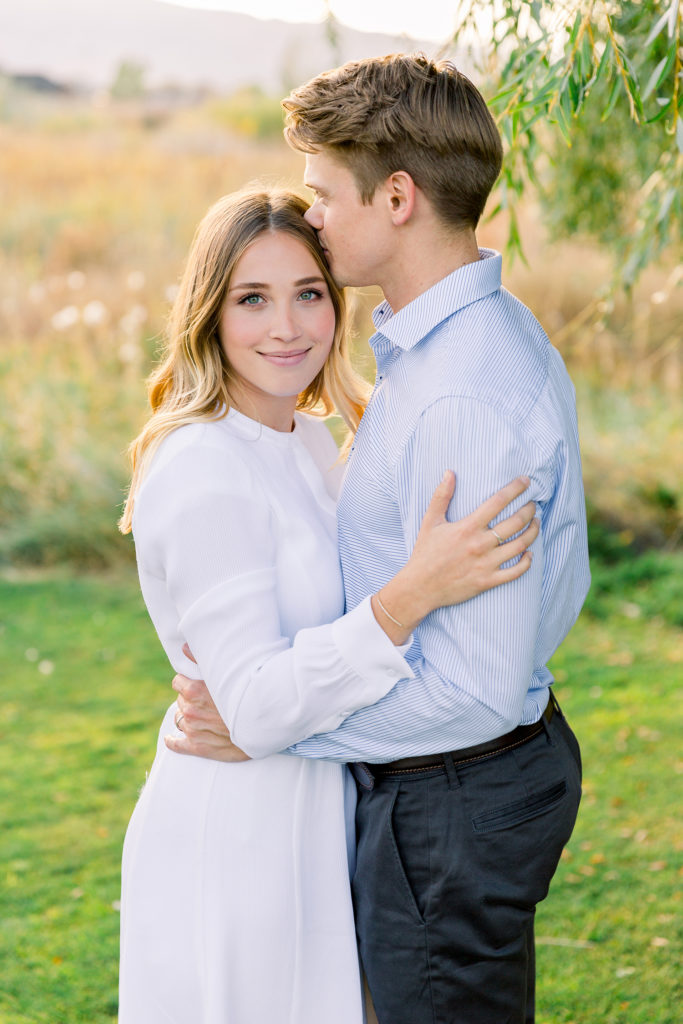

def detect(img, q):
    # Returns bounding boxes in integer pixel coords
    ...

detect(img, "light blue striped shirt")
[290,249,590,763]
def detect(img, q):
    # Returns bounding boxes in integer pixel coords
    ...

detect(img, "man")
[170,54,589,1023]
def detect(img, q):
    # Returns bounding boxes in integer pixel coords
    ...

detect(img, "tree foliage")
[109,61,147,102]
[454,0,682,287]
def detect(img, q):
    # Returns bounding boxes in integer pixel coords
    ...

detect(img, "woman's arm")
[154,453,537,761]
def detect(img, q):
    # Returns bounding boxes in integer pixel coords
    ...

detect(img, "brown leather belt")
[369,699,555,780]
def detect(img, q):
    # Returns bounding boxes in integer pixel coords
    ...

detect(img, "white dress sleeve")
[134,434,413,758]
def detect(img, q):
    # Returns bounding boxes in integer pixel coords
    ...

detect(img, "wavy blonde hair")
[119,187,369,534]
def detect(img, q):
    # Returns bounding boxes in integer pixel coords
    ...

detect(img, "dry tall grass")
[1,93,680,566]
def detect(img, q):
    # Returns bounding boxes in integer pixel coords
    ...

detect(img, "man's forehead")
[303,152,326,184]
[304,150,347,188]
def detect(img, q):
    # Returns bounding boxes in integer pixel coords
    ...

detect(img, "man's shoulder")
[403,287,553,424]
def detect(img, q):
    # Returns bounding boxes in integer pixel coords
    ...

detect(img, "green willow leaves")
[453,0,682,287]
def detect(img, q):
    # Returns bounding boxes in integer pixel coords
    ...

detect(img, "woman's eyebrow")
[229,276,326,291]
[228,281,268,290]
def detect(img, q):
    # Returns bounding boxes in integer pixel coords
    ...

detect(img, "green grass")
[0,560,681,1023]
[0,574,167,1024]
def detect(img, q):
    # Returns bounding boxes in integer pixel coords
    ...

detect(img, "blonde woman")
[117,188,538,1023]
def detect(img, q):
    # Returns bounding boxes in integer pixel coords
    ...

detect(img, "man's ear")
[383,170,417,225]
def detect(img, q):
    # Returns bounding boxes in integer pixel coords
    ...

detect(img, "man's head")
[283,52,503,235]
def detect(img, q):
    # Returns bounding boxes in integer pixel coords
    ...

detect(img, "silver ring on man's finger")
[175,713,185,730]
[490,527,504,545]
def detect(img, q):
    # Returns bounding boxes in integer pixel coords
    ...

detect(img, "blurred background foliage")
[0,0,681,573]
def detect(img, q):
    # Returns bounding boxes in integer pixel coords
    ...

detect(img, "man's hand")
[164,670,251,763]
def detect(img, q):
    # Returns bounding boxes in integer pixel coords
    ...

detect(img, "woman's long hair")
[119,188,369,534]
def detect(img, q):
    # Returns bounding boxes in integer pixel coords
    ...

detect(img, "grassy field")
[1,558,681,1024]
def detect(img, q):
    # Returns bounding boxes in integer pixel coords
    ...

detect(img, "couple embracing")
[118,53,589,1024]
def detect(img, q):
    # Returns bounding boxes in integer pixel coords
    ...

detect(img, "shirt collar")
[370,248,502,352]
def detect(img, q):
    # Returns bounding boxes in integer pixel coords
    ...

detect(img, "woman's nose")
[269,307,302,342]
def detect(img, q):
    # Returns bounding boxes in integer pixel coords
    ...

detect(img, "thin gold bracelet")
[375,593,405,629]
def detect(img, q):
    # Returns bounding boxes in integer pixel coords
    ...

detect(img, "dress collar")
[222,407,303,446]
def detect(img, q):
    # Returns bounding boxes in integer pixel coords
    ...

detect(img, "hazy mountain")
[0,0,459,95]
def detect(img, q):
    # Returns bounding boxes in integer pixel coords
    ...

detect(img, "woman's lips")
[259,349,311,366]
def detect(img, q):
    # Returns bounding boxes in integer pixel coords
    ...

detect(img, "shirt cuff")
[331,595,414,713]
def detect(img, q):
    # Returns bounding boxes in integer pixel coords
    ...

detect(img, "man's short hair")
[283,52,503,231]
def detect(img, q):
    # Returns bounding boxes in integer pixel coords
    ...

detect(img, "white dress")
[119,410,411,1024]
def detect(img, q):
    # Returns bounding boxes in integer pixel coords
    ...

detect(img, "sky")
[160,0,461,43]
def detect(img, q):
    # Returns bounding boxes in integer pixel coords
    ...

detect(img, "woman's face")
[219,231,336,432]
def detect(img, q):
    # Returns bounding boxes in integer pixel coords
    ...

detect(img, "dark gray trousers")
[352,705,582,1024]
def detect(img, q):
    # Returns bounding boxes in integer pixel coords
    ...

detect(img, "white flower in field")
[127,270,146,291]
[165,283,179,303]
[119,341,142,364]
[28,283,46,304]
[67,270,86,290]
[51,305,80,330]
[119,304,148,336]
[38,659,55,676]
[25,647,39,662]
[82,300,108,326]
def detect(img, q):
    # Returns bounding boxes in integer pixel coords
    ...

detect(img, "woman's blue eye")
[299,289,322,301]
[240,294,263,305]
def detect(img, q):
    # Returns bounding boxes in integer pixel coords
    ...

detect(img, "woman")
[117,188,538,1023]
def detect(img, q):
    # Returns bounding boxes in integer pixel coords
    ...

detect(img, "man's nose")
[304,201,323,230]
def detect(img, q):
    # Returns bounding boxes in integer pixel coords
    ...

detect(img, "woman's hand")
[372,473,538,644]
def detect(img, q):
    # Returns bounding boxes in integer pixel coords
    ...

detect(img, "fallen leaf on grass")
[606,650,634,666]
